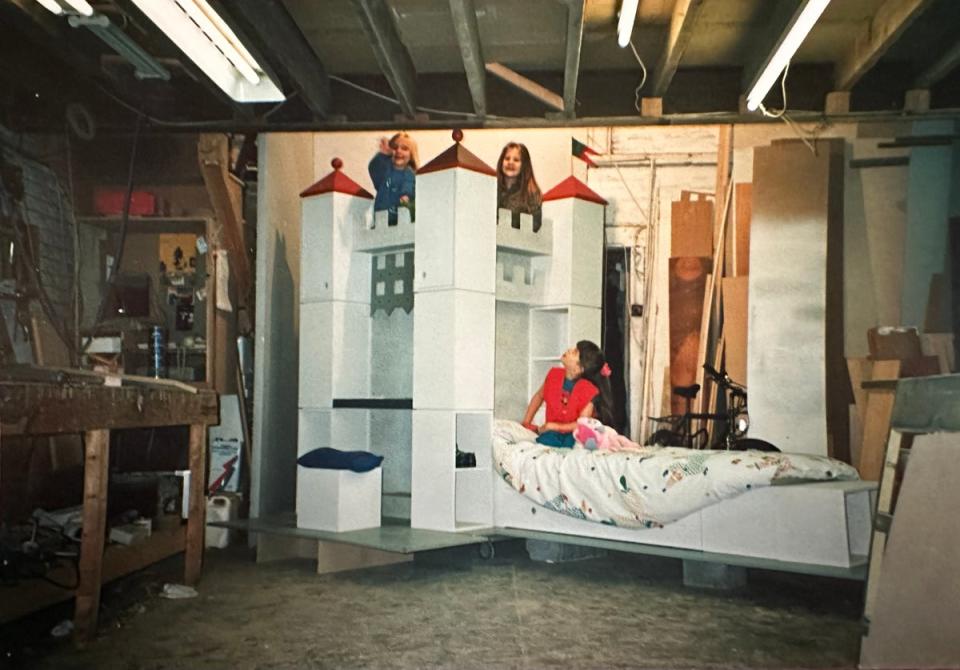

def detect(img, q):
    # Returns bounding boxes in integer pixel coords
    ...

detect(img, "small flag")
[572,138,601,167]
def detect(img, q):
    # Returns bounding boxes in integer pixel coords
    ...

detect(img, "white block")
[540,198,604,307]
[456,468,493,527]
[300,194,372,304]
[410,410,457,530]
[299,301,371,407]
[296,467,382,532]
[413,290,495,410]
[415,169,497,292]
[298,408,370,458]
[567,305,602,345]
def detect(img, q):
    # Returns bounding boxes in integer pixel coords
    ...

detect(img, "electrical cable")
[83,111,143,352]
[757,61,819,154]
[628,40,648,113]
[329,74,512,120]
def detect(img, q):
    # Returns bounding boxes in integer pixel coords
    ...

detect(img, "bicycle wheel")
[646,429,681,446]
[731,437,781,452]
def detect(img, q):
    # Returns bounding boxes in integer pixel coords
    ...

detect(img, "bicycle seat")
[673,384,700,400]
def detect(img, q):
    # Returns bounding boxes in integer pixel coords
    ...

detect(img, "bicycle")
[645,363,780,451]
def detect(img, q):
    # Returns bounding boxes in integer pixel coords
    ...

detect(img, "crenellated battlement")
[495,208,552,256]
[354,206,415,253]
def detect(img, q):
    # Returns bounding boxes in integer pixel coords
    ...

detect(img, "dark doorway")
[602,247,629,434]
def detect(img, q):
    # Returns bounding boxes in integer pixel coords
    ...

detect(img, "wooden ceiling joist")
[448,0,486,118]
[650,0,706,97]
[914,39,960,89]
[561,0,585,118]
[834,0,936,91]
[226,0,332,119]
[350,0,418,119]
[485,62,564,112]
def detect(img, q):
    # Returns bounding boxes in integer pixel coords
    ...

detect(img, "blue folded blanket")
[297,447,383,473]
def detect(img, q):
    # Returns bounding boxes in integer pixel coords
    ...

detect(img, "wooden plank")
[858,359,902,481]
[316,540,413,575]
[733,183,752,277]
[713,126,733,255]
[846,357,873,428]
[449,0,487,117]
[919,332,955,374]
[867,326,922,360]
[835,0,936,90]
[0,384,218,436]
[650,0,706,96]
[561,0,585,117]
[670,197,713,258]
[184,422,207,586]
[198,134,251,304]
[73,428,109,644]
[722,276,749,385]
[668,257,710,415]
[485,62,564,111]
[28,301,71,367]
[350,0,418,118]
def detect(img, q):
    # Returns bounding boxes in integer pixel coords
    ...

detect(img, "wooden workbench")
[0,375,219,643]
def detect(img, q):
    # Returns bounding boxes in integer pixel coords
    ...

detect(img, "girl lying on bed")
[520,340,615,448]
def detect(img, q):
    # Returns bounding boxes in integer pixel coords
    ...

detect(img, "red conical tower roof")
[300,158,373,199]
[542,176,607,206]
[417,129,496,177]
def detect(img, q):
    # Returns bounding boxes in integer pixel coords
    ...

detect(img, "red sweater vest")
[543,367,598,427]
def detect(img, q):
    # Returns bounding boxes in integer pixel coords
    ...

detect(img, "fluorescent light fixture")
[62,0,94,16]
[34,0,64,14]
[617,0,640,48]
[130,0,284,102]
[746,0,832,112]
[68,14,171,80]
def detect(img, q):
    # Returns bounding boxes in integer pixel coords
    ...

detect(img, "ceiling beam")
[914,39,960,89]
[448,0,486,118]
[562,0,585,117]
[485,63,564,112]
[834,0,936,90]
[350,0,418,119]
[650,0,706,96]
[222,0,331,119]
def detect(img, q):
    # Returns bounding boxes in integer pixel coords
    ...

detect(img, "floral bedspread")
[493,420,859,528]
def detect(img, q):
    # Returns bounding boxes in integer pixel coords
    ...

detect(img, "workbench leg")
[74,428,110,645]
[184,422,207,585]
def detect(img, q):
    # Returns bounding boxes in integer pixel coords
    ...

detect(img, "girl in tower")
[496,142,543,232]
[369,131,419,226]
[521,340,615,448]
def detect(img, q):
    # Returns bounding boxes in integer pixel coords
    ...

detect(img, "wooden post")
[184,422,208,585]
[74,428,110,645]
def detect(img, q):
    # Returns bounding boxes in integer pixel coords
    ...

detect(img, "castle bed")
[492,421,874,572]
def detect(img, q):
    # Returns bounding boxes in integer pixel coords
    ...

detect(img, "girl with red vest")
[521,340,614,448]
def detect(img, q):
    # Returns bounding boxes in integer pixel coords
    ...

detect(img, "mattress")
[492,420,859,528]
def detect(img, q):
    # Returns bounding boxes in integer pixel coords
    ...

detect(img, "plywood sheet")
[670,196,713,258]
[668,256,710,415]
[733,183,751,277]
[858,359,901,481]
[747,138,847,457]
[722,276,748,385]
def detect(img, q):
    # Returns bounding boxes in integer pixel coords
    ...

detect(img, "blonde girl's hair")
[390,131,420,171]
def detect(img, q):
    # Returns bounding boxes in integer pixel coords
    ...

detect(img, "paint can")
[151,325,167,378]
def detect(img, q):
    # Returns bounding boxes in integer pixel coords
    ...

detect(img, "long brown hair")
[497,142,542,214]
[577,340,615,427]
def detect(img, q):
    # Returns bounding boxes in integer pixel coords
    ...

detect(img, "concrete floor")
[7,541,864,669]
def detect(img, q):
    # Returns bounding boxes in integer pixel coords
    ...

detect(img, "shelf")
[78,215,209,234]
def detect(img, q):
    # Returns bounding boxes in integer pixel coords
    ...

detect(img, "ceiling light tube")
[130,0,283,102]
[746,0,832,112]
[62,0,94,16]
[174,0,260,85]
[35,0,64,15]
[617,0,639,48]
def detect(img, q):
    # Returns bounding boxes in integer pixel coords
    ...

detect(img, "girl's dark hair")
[576,340,615,427]
[497,142,542,214]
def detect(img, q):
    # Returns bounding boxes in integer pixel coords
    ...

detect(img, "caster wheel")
[478,541,495,560]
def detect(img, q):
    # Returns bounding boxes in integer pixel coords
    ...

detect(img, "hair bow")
[600,363,612,377]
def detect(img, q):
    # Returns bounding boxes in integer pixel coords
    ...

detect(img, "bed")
[492,421,875,570]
